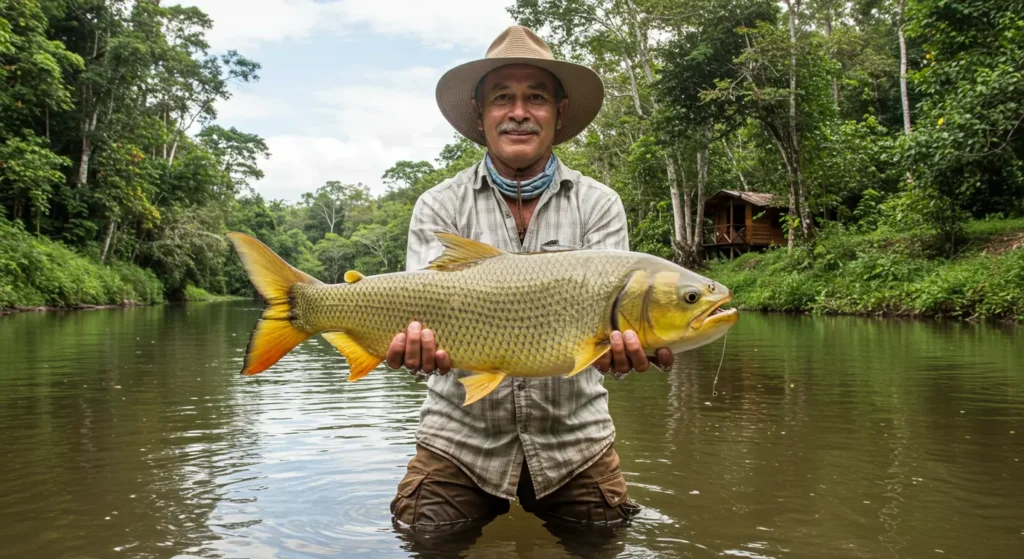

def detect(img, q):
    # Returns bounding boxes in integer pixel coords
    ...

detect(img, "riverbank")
[1,219,165,311]
[183,286,248,302]
[707,219,1024,322]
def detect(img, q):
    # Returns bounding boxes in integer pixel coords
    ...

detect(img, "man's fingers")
[421,328,436,373]
[623,331,649,372]
[593,351,611,373]
[609,331,630,374]
[436,350,452,375]
[655,348,674,370]
[386,333,406,370]
[404,321,422,371]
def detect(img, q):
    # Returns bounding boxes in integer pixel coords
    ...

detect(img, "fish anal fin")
[244,319,311,376]
[458,371,507,405]
[427,232,505,271]
[566,339,610,378]
[344,270,364,283]
[322,331,383,381]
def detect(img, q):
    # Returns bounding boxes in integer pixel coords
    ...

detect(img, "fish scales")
[293,250,644,377]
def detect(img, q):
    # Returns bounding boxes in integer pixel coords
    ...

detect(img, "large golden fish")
[228,231,738,405]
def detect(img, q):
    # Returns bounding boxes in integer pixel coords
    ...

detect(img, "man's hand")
[593,330,674,378]
[386,321,452,377]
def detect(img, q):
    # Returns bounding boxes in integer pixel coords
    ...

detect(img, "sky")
[173,0,516,201]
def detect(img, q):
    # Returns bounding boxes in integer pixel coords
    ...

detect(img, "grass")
[706,219,1024,322]
[183,285,247,302]
[0,217,165,310]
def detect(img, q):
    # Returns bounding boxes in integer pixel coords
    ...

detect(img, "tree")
[0,136,69,234]
[197,125,270,193]
[382,160,434,191]
[657,0,777,261]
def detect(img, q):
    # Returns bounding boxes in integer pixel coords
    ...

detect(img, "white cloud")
[250,66,456,201]
[176,0,514,51]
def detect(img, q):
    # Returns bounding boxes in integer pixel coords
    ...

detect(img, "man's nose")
[507,97,530,120]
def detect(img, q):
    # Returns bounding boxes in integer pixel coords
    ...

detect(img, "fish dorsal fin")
[427,232,505,271]
[321,331,383,381]
[344,270,364,283]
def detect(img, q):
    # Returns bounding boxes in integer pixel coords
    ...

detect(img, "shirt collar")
[473,156,575,194]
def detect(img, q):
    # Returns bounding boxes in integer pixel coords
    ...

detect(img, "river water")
[0,301,1021,558]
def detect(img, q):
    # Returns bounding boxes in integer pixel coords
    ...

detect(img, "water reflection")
[1,303,1021,558]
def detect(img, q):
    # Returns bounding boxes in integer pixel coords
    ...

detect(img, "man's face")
[474,64,569,170]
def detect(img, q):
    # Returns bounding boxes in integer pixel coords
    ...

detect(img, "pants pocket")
[390,466,429,525]
[596,470,641,522]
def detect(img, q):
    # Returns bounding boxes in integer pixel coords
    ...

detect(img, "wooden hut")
[703,190,786,258]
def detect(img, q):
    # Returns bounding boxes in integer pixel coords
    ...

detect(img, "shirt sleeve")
[582,194,630,252]
[405,190,457,272]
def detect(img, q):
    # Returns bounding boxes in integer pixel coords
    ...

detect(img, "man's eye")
[530,94,547,102]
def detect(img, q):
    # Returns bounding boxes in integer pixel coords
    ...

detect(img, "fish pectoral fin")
[458,371,507,406]
[344,270,364,283]
[566,340,611,378]
[322,331,383,381]
[427,232,505,271]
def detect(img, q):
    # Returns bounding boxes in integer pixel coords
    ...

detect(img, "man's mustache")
[497,121,540,135]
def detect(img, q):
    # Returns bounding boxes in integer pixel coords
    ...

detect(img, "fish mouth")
[689,293,737,330]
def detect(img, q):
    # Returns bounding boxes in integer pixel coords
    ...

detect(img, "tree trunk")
[898,0,912,135]
[168,138,179,165]
[623,58,644,118]
[77,104,99,187]
[767,125,799,252]
[77,137,93,187]
[723,139,749,191]
[667,154,688,254]
[786,0,814,241]
[692,135,710,258]
[100,220,117,262]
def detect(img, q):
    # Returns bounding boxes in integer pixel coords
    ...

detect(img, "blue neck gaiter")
[484,153,558,200]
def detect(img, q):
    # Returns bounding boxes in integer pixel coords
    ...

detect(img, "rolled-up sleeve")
[582,194,629,252]
[406,190,458,272]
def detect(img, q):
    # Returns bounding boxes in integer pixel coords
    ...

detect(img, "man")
[387,26,673,534]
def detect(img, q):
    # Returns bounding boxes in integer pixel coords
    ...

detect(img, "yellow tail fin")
[227,232,321,376]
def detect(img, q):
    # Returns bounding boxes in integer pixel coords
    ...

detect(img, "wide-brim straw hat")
[435,25,604,146]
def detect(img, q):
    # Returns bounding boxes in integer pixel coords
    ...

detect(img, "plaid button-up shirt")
[405,156,629,500]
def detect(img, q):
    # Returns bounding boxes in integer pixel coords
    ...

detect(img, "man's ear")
[556,97,569,130]
[471,99,484,131]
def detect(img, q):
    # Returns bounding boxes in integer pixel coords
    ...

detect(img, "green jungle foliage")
[708,220,1024,320]
[1,216,163,308]
[0,0,1021,319]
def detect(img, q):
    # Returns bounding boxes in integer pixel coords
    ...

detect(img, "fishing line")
[712,333,728,397]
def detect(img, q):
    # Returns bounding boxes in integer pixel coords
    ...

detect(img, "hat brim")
[435,57,604,146]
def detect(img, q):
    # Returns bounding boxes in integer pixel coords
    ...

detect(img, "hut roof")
[705,190,778,208]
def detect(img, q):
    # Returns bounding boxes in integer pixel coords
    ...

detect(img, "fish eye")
[681,287,701,304]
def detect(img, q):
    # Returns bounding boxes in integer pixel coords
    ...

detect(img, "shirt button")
[519,425,528,434]
[515,381,525,391]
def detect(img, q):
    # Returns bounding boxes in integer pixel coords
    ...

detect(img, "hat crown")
[485,25,554,61]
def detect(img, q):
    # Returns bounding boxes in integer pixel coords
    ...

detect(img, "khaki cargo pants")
[390,443,640,529]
